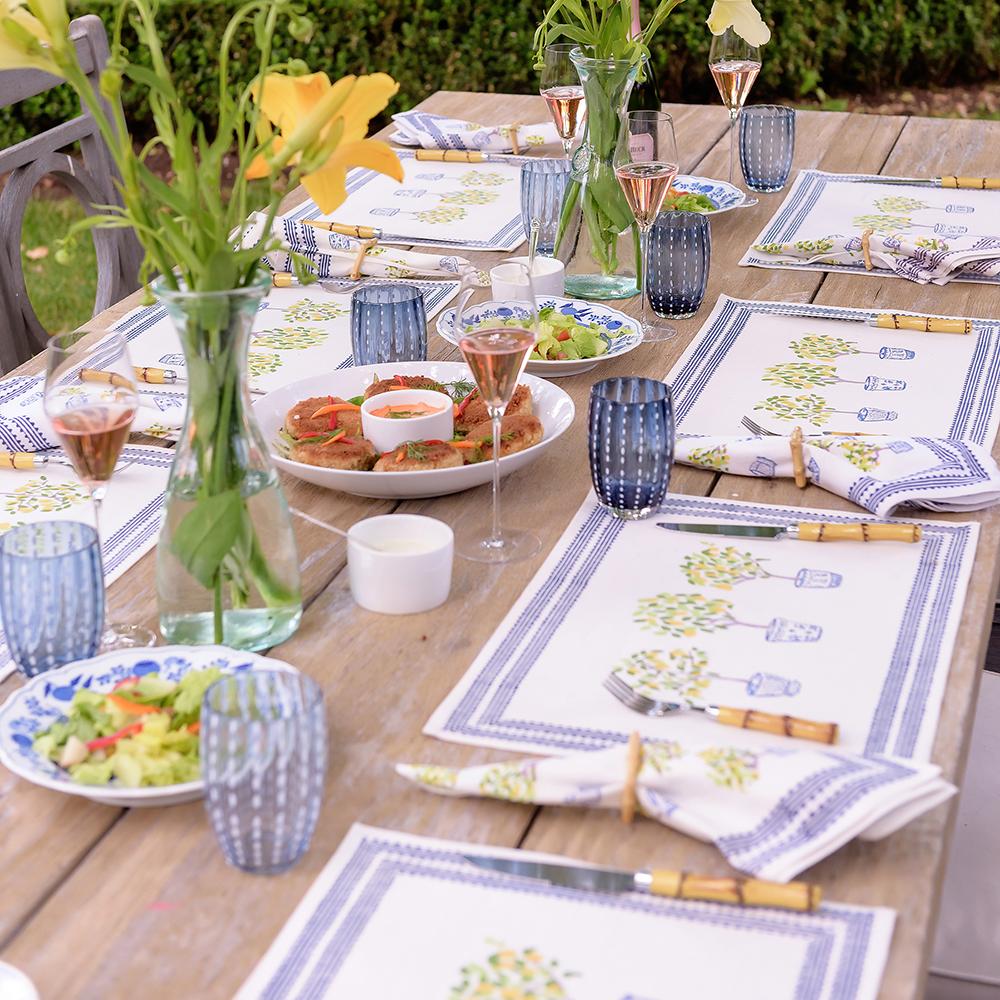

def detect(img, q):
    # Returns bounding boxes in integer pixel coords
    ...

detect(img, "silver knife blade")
[657,521,787,540]
[464,855,636,893]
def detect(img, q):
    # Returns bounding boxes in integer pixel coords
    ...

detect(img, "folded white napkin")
[751,232,1000,285]
[677,433,1000,516]
[0,373,183,452]
[242,211,487,284]
[391,110,561,152]
[398,741,954,882]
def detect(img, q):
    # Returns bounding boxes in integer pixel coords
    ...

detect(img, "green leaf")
[185,354,220,448]
[170,489,246,590]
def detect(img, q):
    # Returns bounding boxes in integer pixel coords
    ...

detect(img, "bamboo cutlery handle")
[796,522,922,543]
[303,220,380,239]
[941,176,1000,190]
[79,366,176,386]
[415,149,488,162]
[716,707,838,745]
[0,451,41,470]
[872,314,971,334]
[648,870,821,912]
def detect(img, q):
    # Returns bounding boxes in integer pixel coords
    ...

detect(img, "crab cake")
[364,375,447,400]
[455,383,533,432]
[289,437,375,470]
[373,440,464,472]
[463,414,543,457]
[284,396,362,439]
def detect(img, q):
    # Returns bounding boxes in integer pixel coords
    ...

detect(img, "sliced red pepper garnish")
[106,693,160,715]
[111,676,141,692]
[187,722,201,735]
[394,374,407,387]
[319,429,347,447]
[86,722,143,752]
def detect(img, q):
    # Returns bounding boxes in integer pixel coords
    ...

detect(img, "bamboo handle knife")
[871,314,971,335]
[796,522,922,543]
[647,870,821,911]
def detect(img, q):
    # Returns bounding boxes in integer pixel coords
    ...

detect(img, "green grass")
[20,196,97,335]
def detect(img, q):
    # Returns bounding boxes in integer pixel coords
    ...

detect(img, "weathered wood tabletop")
[2,92,999,1000]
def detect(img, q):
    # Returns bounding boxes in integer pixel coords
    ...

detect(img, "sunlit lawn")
[20,196,97,335]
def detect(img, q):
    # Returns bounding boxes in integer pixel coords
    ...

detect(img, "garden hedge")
[3,0,999,149]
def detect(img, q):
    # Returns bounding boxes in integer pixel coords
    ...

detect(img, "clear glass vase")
[153,273,303,650]
[554,52,641,300]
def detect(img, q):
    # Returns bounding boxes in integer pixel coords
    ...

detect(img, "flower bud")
[99,68,121,99]
[286,58,309,77]
[288,13,313,42]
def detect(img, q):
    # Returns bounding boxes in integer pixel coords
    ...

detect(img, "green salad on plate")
[32,668,221,787]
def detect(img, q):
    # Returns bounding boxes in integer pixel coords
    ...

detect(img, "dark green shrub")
[2,0,998,149]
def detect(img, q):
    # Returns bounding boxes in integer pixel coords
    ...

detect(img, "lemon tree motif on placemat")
[853,213,913,234]
[253,325,329,350]
[449,943,578,1000]
[763,363,867,390]
[755,393,833,425]
[814,437,884,471]
[410,765,459,789]
[615,648,712,699]
[283,299,349,323]
[681,545,772,590]
[641,740,684,774]
[699,747,760,790]
[874,196,929,214]
[634,593,822,643]
[247,351,284,379]
[613,648,805,701]
[415,206,467,224]
[4,477,89,515]
[459,170,508,187]
[686,444,729,471]
[793,238,835,254]
[789,334,861,361]
[439,189,501,206]
[478,763,536,802]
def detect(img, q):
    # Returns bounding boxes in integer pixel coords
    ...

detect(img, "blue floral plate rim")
[436,296,644,367]
[0,645,298,805]
[671,174,748,215]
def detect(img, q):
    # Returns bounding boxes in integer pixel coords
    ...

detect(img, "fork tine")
[741,414,776,437]
[603,672,660,715]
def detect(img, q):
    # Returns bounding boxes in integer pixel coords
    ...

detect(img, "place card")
[426,494,978,762]
[236,824,896,1000]
[667,296,1000,445]
[282,150,528,251]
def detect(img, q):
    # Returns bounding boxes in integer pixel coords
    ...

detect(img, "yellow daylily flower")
[706,0,771,47]
[248,71,403,215]
[0,0,59,72]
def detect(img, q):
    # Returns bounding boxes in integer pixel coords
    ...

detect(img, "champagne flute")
[540,43,587,159]
[709,26,762,207]
[44,330,157,650]
[453,263,540,563]
[614,110,679,343]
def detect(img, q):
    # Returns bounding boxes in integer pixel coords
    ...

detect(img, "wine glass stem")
[563,138,573,160]
[639,225,650,331]
[489,409,503,546]
[89,486,106,538]
[728,109,738,186]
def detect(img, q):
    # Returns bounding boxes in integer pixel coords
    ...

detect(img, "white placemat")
[741,170,1000,283]
[0,444,172,682]
[111,277,459,396]
[667,296,1000,445]
[281,150,528,251]
[426,494,978,762]
[236,824,896,1000]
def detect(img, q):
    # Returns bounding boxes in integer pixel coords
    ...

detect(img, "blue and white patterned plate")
[671,174,748,214]
[437,296,644,378]
[0,646,298,807]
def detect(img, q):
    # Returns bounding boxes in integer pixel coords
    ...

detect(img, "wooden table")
[2,92,999,999]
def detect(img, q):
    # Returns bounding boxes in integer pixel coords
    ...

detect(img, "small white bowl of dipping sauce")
[360,389,454,454]
[491,255,565,298]
[347,514,454,614]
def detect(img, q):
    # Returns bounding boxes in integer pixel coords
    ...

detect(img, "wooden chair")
[0,14,142,372]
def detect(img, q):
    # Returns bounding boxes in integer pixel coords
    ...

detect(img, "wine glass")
[540,43,587,159]
[709,26,762,206]
[614,110,679,343]
[44,330,157,650]
[453,263,540,563]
